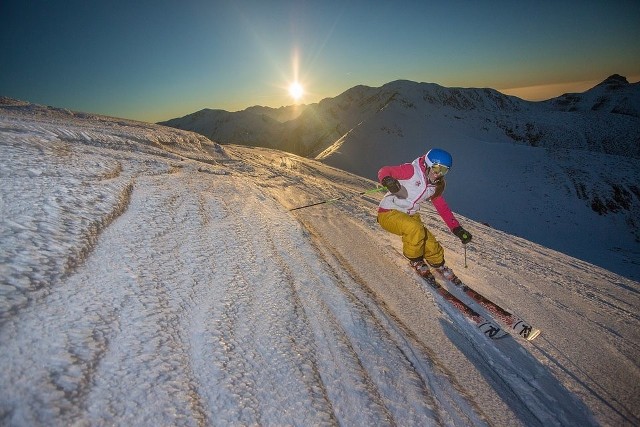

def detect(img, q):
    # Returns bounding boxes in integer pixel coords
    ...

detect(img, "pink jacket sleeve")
[431,196,461,231]
[378,163,414,182]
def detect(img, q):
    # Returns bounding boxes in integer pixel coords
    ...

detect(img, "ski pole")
[289,186,386,211]
[464,244,468,268]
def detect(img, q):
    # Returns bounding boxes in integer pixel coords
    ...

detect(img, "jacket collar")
[419,155,427,172]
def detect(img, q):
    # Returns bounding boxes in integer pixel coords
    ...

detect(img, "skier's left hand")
[381,176,401,193]
[453,226,472,244]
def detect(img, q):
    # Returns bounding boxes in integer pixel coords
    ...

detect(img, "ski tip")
[525,328,542,341]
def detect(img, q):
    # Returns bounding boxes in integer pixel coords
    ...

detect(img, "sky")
[1,0,640,123]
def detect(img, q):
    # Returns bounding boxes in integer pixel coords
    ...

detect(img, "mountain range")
[160,74,639,164]
[160,75,640,280]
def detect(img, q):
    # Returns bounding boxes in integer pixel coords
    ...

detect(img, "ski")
[418,272,507,340]
[435,271,541,341]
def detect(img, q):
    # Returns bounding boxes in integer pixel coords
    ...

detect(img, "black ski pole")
[464,243,468,268]
[289,186,386,211]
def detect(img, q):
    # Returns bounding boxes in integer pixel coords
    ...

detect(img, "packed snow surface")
[1,102,639,426]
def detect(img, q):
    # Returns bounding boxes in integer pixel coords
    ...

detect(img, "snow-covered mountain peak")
[596,73,630,88]
[545,74,640,117]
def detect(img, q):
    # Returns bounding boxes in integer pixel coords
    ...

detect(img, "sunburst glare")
[288,81,304,101]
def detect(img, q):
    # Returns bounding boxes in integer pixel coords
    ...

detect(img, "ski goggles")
[430,164,449,176]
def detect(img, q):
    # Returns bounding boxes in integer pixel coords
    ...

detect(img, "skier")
[377,148,472,279]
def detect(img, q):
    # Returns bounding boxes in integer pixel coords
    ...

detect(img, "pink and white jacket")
[378,155,461,231]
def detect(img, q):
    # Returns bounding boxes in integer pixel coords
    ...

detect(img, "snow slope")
[1,102,639,426]
[160,77,640,283]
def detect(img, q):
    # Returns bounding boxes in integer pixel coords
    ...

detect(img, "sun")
[288,81,304,101]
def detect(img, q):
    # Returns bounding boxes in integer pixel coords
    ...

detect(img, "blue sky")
[1,0,639,123]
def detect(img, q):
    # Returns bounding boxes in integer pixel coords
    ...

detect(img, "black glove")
[453,226,472,244]
[381,176,401,193]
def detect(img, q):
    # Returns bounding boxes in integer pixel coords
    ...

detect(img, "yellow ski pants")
[377,210,445,267]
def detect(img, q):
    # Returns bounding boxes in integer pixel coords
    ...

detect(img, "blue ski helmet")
[425,148,453,169]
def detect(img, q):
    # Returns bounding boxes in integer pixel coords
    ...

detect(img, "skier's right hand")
[381,176,401,193]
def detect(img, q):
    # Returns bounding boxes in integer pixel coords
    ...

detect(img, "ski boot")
[410,260,432,278]
[433,264,462,285]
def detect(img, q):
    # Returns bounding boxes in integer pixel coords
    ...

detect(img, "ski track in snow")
[1,107,638,426]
